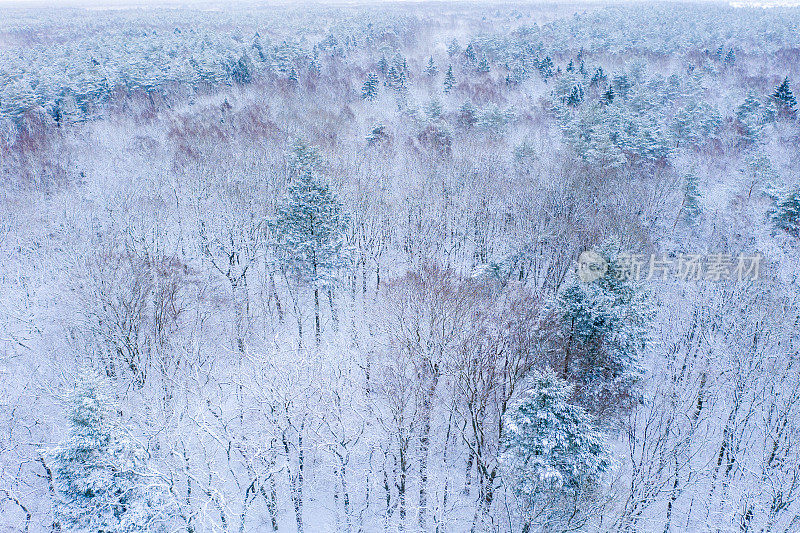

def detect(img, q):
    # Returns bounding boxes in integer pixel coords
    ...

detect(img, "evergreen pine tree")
[377,55,389,76]
[44,369,170,532]
[590,67,606,87]
[396,68,407,90]
[231,52,253,85]
[361,73,379,101]
[556,240,653,414]
[601,86,615,105]
[683,172,703,225]
[672,100,722,147]
[477,56,489,73]
[443,65,456,94]
[538,56,554,81]
[287,140,322,180]
[611,74,632,99]
[562,104,625,169]
[463,43,477,64]
[770,187,800,237]
[772,77,797,118]
[425,56,437,77]
[566,85,584,107]
[458,100,478,128]
[425,98,443,120]
[447,38,460,57]
[275,42,293,73]
[501,369,611,532]
[308,55,321,77]
[476,104,514,134]
[385,66,405,91]
[736,92,765,142]
[252,33,266,61]
[275,143,350,345]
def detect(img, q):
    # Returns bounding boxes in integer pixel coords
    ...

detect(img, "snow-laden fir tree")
[463,43,477,64]
[736,92,767,143]
[458,100,478,128]
[501,368,611,533]
[275,142,350,345]
[672,99,722,147]
[771,77,797,119]
[251,32,266,61]
[611,74,632,99]
[616,107,674,163]
[425,98,443,121]
[361,73,379,101]
[536,56,554,81]
[561,104,625,169]
[447,38,460,57]
[231,52,253,85]
[590,67,607,87]
[600,87,615,105]
[476,104,514,134]
[287,139,322,181]
[385,66,406,91]
[425,56,437,77]
[683,171,703,225]
[308,55,321,77]
[555,239,653,415]
[443,65,455,94]
[43,368,170,532]
[770,187,800,237]
[377,55,388,76]
[566,85,583,107]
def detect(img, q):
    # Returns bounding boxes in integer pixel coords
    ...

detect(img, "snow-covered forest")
[1,1,800,532]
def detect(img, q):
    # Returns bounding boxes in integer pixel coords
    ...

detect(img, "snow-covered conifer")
[501,368,611,532]
[44,369,171,532]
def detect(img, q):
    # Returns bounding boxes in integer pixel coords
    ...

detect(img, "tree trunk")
[463,446,474,495]
[437,409,455,533]
[284,427,305,533]
[38,457,61,533]
[231,275,248,353]
[339,458,352,533]
[663,455,680,533]
[269,271,284,324]
[398,444,408,533]
[418,363,441,531]
[328,289,339,332]
[259,480,279,532]
[470,467,496,533]
[362,257,368,295]
[314,287,321,346]
[297,426,305,533]
[383,450,393,533]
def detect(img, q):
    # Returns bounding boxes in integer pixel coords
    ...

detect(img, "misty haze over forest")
[1,1,800,532]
